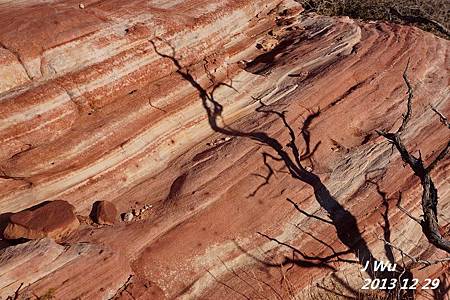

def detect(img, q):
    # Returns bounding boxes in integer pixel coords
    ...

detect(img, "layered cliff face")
[0,0,449,299]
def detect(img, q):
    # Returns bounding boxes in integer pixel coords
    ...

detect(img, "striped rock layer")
[0,0,449,299]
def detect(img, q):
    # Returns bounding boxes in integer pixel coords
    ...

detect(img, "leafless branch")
[377,60,450,253]
[378,237,450,267]
[431,106,450,129]
[396,192,421,224]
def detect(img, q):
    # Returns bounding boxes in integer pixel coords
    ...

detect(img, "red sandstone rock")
[113,278,166,300]
[3,200,79,241]
[0,238,132,299]
[0,0,448,299]
[92,200,118,225]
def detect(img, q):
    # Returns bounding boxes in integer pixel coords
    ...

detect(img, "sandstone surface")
[3,200,79,241]
[112,277,167,300]
[0,0,449,299]
[0,238,132,299]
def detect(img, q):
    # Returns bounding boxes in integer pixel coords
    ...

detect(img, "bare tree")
[377,60,450,253]
[151,39,447,299]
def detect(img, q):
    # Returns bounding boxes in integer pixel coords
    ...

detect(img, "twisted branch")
[377,61,450,253]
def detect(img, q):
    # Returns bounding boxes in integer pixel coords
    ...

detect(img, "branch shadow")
[365,170,396,265]
[151,39,414,299]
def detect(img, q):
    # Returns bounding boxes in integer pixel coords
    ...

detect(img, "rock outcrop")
[3,200,79,241]
[92,200,118,225]
[0,0,448,299]
[0,238,132,299]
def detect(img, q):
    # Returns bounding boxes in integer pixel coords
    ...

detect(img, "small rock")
[91,201,118,225]
[123,212,134,222]
[256,38,278,52]
[79,3,85,9]
[305,166,313,172]
[3,200,79,241]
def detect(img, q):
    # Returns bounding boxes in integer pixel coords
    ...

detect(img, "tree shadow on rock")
[151,39,414,299]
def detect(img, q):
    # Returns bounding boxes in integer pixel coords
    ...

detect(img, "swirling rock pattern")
[0,238,131,299]
[0,0,449,299]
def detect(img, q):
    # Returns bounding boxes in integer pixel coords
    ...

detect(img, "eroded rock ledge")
[0,0,449,299]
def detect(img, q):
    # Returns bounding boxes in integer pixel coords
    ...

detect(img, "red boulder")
[3,200,79,241]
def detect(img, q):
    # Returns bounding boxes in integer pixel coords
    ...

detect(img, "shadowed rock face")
[0,0,449,299]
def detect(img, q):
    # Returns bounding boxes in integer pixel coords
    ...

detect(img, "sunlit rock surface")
[0,238,131,299]
[0,0,449,299]
[3,200,79,241]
